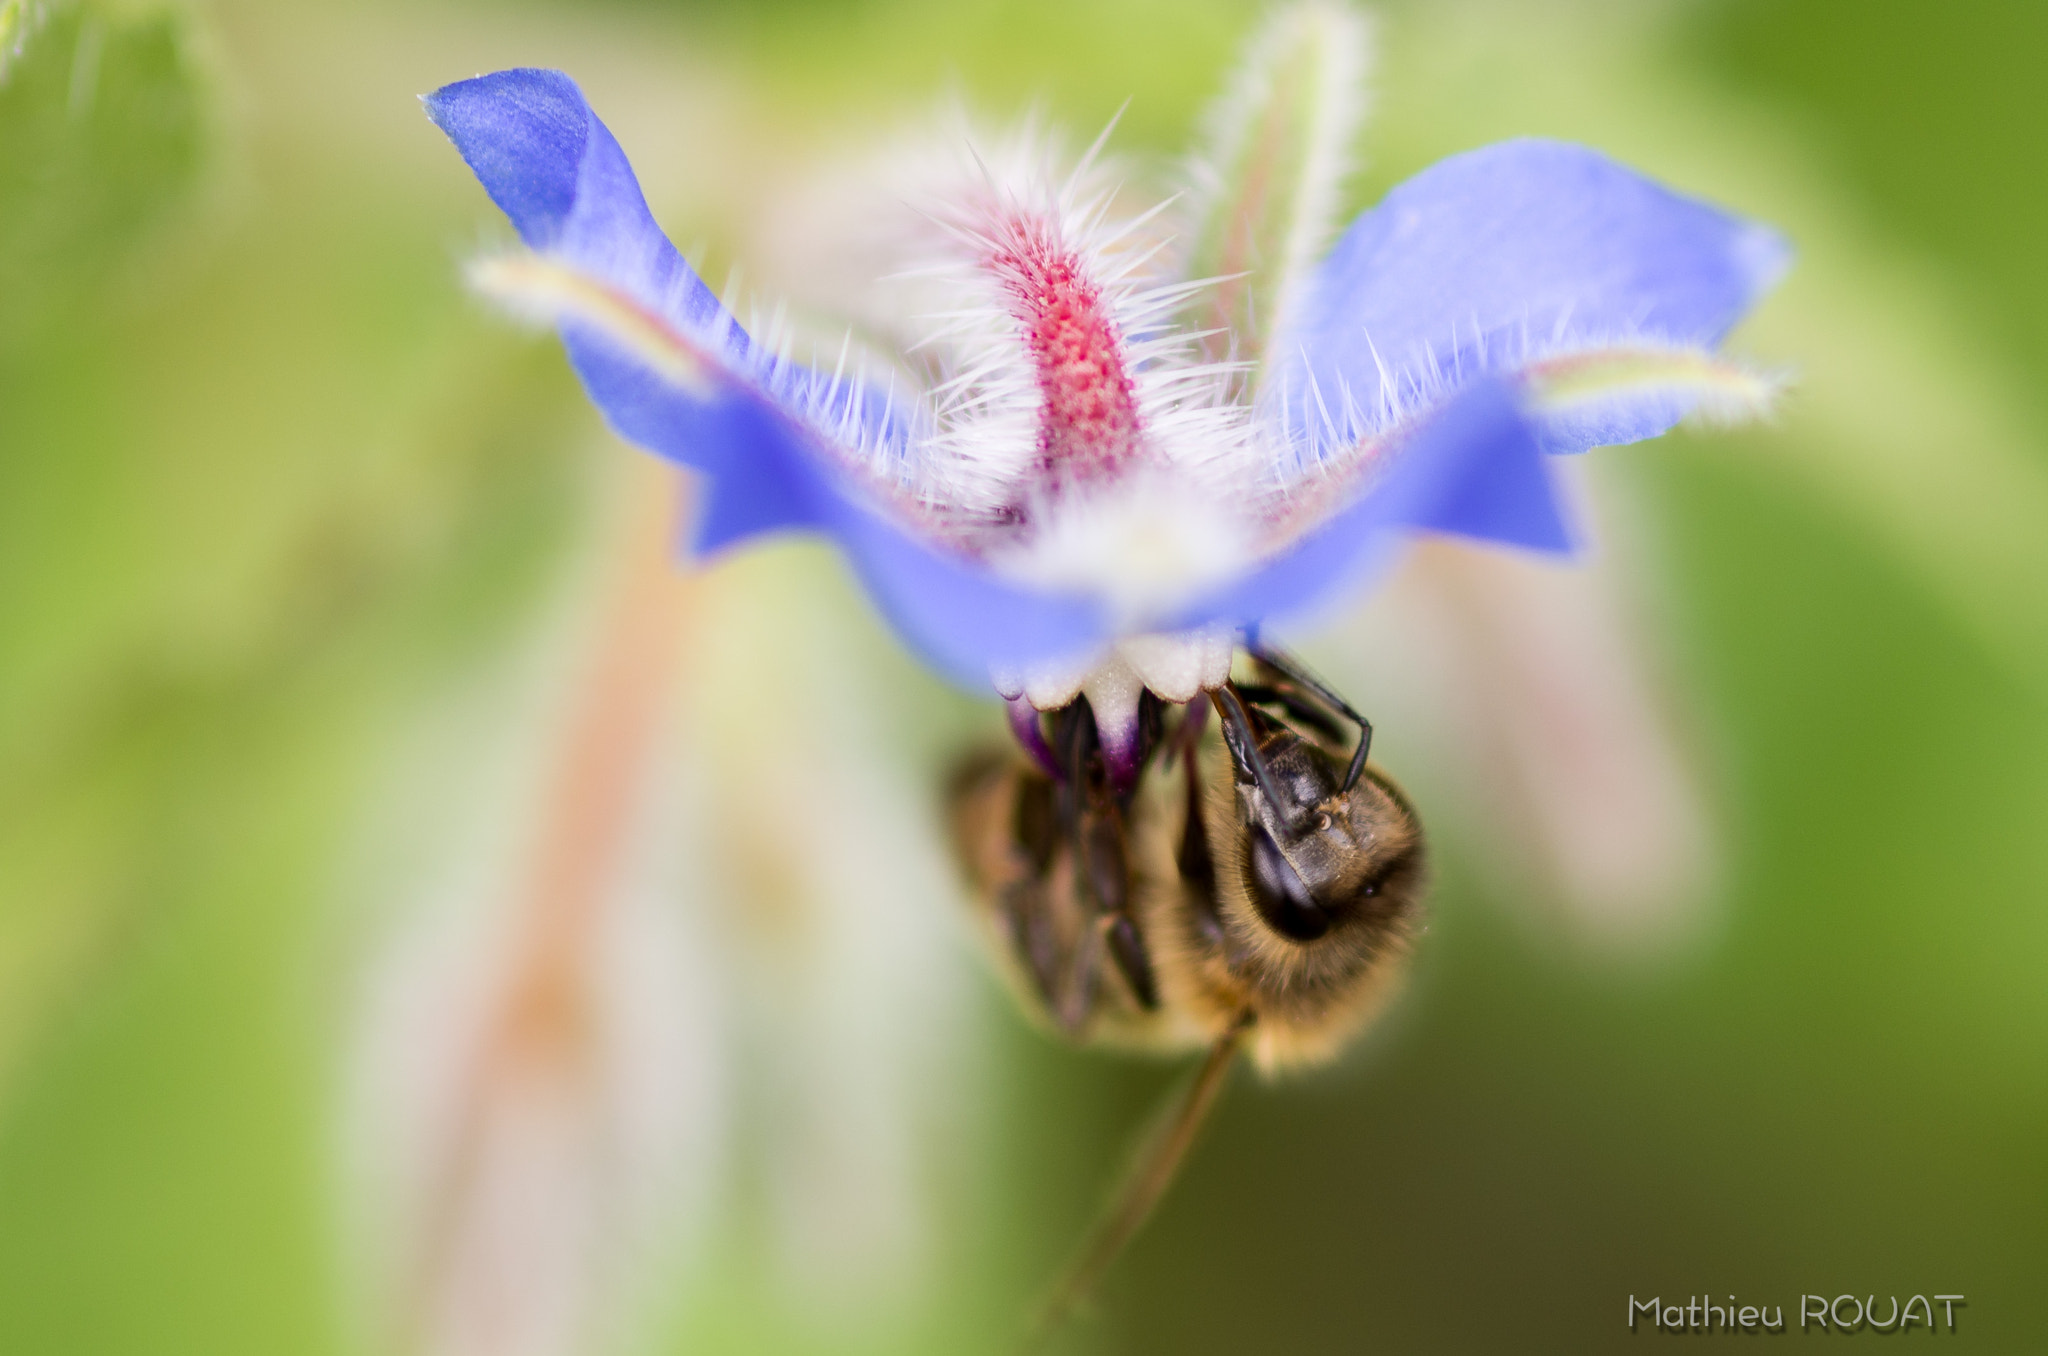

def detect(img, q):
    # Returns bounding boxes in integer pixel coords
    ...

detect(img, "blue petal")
[1179,378,1565,632]
[822,500,1108,683]
[428,70,1109,681]
[424,71,586,245]
[1395,382,1575,552]
[427,71,731,349]
[428,71,779,495]
[1277,138,1789,459]
[556,336,830,546]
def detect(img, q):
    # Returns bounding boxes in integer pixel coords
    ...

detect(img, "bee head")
[1234,734,1424,943]
[1213,684,1424,950]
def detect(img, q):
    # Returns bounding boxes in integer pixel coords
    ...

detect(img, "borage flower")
[424,0,1785,780]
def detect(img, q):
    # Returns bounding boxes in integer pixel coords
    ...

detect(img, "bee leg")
[1010,832,1104,1039]
[1246,644,1374,793]
[1104,913,1160,1011]
[1035,699,1121,1033]
[1047,699,1100,797]
[1011,767,1059,876]
[1070,715,1161,1012]
[985,774,1079,1029]
[1024,1013,1252,1347]
[1175,716,1227,945]
[1075,802,1157,1010]
[1214,684,1293,819]
[1004,879,1067,1024]
[1041,699,1094,863]
[1230,682,1346,745]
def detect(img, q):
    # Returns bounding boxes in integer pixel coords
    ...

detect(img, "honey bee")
[951,644,1426,1071]
[948,645,1426,1336]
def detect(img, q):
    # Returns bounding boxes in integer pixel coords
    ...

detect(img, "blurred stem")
[402,455,698,1350]
[504,459,698,1047]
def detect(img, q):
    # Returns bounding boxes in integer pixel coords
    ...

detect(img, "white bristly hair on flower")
[866,110,1258,535]
[428,0,1788,788]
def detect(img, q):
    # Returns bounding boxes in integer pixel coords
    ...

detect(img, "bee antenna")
[1020,1012,1253,1353]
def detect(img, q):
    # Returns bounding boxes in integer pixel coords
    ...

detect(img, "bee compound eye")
[1245,822,1332,942]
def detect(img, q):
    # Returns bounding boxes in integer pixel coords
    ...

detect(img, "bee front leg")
[1213,684,1291,815]
[1246,644,1375,793]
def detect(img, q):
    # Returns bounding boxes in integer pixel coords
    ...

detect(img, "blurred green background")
[1,0,2043,1353]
